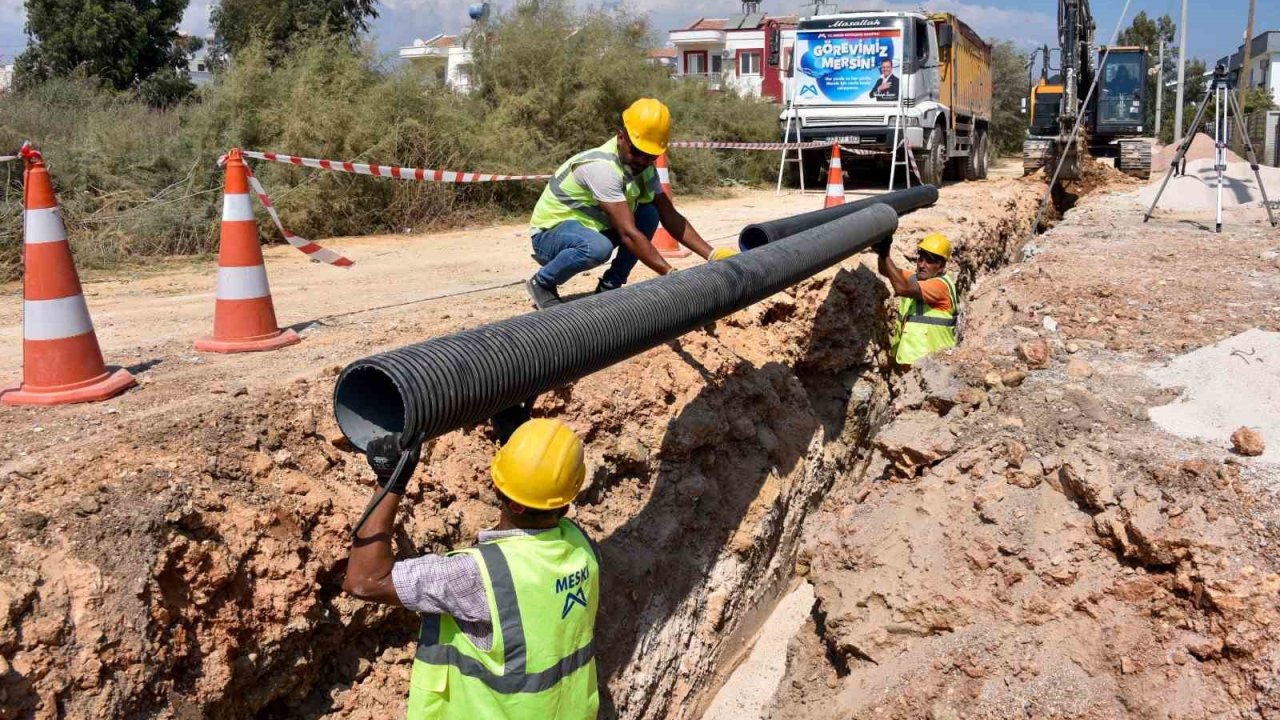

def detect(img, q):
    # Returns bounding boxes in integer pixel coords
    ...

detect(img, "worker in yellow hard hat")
[875,232,960,367]
[525,97,735,309]
[343,419,600,719]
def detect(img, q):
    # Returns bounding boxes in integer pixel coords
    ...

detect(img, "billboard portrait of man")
[872,57,899,101]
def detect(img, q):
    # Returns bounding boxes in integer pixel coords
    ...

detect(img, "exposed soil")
[0,178,1046,719]
[768,179,1280,719]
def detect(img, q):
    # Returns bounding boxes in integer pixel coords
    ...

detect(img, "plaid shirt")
[392,527,553,651]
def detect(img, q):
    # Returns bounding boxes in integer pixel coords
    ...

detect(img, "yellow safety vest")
[405,519,600,720]
[529,137,658,233]
[891,273,958,366]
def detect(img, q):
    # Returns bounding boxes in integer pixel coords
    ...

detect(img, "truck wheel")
[917,125,946,186]
[967,128,988,179]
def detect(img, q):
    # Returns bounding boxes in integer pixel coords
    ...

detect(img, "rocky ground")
[769,180,1280,719]
[0,177,1044,720]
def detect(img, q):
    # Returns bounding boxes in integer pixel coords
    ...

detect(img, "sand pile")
[1152,132,1244,168]
[1131,155,1280,210]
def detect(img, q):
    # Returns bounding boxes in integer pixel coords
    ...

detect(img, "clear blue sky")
[1,0,1276,68]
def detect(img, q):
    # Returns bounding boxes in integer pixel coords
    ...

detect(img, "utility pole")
[1240,0,1256,92]
[1155,38,1164,138]
[1174,0,1187,140]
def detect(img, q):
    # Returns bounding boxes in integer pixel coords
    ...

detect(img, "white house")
[668,5,797,101]
[399,34,475,92]
[1217,30,1280,101]
[0,64,13,94]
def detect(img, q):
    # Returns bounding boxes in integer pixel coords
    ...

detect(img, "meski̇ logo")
[555,565,590,619]
[798,30,899,104]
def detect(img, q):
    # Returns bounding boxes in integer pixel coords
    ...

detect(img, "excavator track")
[1117,138,1153,180]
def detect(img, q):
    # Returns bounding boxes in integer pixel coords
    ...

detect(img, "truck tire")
[917,125,946,186]
[963,133,980,181]
[971,129,990,180]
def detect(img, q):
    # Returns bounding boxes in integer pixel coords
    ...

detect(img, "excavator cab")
[1090,46,1153,178]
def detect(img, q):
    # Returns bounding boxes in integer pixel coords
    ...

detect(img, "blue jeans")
[531,203,660,289]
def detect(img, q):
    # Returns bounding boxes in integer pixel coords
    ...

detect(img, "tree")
[16,0,193,97]
[210,0,378,61]
[989,41,1030,156]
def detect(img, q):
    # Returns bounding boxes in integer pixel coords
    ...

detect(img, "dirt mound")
[769,182,1280,720]
[1153,133,1245,167]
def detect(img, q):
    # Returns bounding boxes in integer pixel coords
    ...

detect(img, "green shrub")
[0,5,780,280]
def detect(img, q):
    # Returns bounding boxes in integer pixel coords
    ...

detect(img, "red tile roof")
[687,18,728,30]
[647,47,678,59]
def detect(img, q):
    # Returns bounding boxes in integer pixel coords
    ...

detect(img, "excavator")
[1022,0,1153,180]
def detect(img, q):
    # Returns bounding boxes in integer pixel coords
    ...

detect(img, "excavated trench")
[0,178,1049,720]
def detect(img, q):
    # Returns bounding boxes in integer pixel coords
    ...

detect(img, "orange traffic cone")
[824,143,845,208]
[650,153,691,259]
[196,149,300,353]
[2,146,136,406]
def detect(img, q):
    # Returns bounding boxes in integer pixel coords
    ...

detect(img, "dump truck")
[779,11,993,186]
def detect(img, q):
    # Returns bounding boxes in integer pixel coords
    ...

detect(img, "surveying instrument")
[1143,63,1277,232]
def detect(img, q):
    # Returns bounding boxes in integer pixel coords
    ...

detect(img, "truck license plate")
[833,136,861,144]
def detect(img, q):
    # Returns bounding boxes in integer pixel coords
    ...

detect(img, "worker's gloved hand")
[366,433,420,495]
[874,237,893,257]
[708,247,739,262]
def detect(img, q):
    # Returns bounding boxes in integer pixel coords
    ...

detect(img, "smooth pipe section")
[739,185,938,251]
[334,204,900,450]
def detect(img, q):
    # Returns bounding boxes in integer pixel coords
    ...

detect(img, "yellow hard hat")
[622,98,672,156]
[491,419,586,510]
[917,233,952,261]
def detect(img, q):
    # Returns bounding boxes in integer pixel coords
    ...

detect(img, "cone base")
[196,328,300,354]
[2,368,136,406]
[653,229,692,259]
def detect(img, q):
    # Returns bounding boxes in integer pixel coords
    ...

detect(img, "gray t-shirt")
[572,161,663,204]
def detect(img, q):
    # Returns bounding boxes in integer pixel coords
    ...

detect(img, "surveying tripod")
[1143,64,1278,232]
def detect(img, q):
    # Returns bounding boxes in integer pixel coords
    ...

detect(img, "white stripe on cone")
[216,265,271,300]
[24,295,94,340]
[657,166,670,185]
[24,208,68,245]
[222,193,255,222]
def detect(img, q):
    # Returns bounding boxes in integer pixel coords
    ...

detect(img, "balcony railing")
[678,72,724,89]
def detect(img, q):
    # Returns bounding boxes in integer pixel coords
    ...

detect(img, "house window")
[684,51,708,75]
[738,50,762,76]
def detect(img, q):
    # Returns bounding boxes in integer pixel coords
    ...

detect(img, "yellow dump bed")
[932,13,992,123]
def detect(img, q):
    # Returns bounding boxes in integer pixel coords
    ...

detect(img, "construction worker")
[525,97,734,309]
[343,419,600,719]
[876,233,959,367]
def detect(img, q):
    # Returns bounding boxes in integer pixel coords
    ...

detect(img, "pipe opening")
[334,365,406,451]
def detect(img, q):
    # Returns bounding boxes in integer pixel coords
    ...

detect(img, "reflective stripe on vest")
[893,274,959,366]
[530,137,657,232]
[406,519,600,720]
[413,543,595,693]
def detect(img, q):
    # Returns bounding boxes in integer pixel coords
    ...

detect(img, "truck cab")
[779,11,992,185]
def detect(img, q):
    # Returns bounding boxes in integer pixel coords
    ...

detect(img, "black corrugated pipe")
[333,204,899,451]
[738,185,939,251]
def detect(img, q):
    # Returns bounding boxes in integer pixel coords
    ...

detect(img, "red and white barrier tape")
[668,140,832,151]
[0,154,17,163]
[219,152,354,267]
[13,141,42,163]
[242,150,551,183]
[242,163,354,267]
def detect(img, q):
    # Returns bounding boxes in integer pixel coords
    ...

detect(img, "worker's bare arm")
[343,492,404,606]
[652,193,713,258]
[877,253,924,301]
[599,201,673,274]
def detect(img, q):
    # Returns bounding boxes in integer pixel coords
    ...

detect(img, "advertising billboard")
[792,17,904,106]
